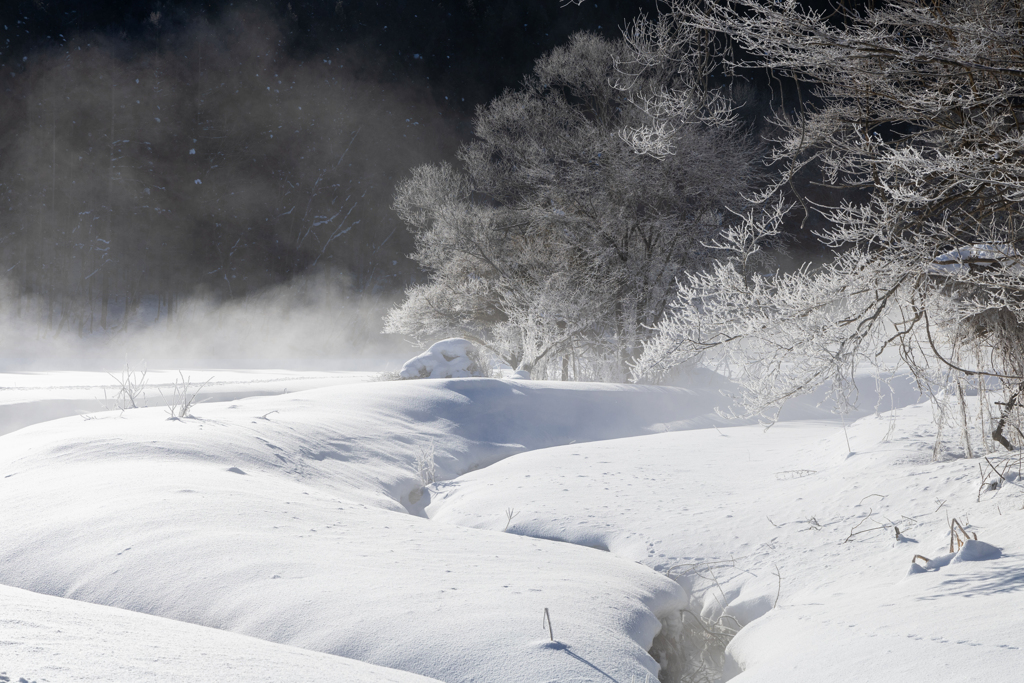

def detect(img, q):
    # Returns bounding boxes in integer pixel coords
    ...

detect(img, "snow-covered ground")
[0,369,373,436]
[0,582,439,683]
[0,370,1020,681]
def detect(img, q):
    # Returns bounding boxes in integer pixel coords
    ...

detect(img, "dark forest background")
[0,0,665,336]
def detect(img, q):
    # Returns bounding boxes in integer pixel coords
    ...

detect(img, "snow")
[929,242,1024,275]
[428,399,1024,681]
[399,338,489,379]
[0,369,371,436]
[0,378,726,682]
[0,368,372,406]
[0,583,439,683]
[1,370,1021,681]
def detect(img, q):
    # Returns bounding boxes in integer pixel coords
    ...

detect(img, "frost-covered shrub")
[399,338,489,380]
[385,32,755,382]
[633,0,1024,439]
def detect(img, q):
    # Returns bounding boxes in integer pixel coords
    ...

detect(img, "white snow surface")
[429,402,1024,681]
[0,368,373,436]
[929,242,1024,275]
[1,371,1021,682]
[399,338,489,379]
[0,369,371,406]
[0,582,439,683]
[0,378,728,682]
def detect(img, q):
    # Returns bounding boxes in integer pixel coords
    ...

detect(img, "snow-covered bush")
[399,338,489,380]
[385,32,755,381]
[633,0,1024,441]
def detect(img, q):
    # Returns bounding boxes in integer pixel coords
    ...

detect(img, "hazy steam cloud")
[0,7,459,369]
[0,271,411,371]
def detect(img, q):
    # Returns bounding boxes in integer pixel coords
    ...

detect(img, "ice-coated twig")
[108,362,148,410]
[415,442,437,487]
[162,372,213,419]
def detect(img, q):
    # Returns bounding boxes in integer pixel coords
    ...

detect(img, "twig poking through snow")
[504,507,520,532]
[542,608,553,641]
[162,372,213,419]
[771,562,781,609]
[801,516,822,531]
[108,362,148,411]
[774,469,817,480]
[840,412,851,453]
[948,518,977,553]
[984,456,1007,483]
[416,442,437,487]
[843,508,892,543]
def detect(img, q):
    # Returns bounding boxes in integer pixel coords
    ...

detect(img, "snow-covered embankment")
[0,378,732,682]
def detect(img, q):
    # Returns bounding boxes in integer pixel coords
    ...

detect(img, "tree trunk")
[100,271,109,329]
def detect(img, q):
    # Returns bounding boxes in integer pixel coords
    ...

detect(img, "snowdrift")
[429,400,1024,681]
[0,378,727,682]
[398,338,489,379]
[2,373,1020,682]
[0,369,373,436]
[0,582,440,683]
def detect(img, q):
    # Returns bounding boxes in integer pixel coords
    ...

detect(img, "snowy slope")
[0,583,441,683]
[428,401,1024,681]
[2,374,1019,682]
[0,369,373,436]
[0,378,728,682]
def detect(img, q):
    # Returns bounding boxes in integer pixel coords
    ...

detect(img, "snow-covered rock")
[399,338,488,379]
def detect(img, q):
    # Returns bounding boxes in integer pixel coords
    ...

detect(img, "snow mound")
[427,397,1024,682]
[0,583,438,683]
[0,378,722,683]
[6,373,1016,682]
[399,338,489,379]
[950,539,1002,564]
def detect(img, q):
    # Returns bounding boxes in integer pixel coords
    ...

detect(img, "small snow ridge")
[950,539,1002,564]
[399,339,489,379]
[905,540,1002,578]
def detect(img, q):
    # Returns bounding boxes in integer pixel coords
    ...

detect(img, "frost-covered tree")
[634,0,1024,439]
[385,32,756,380]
